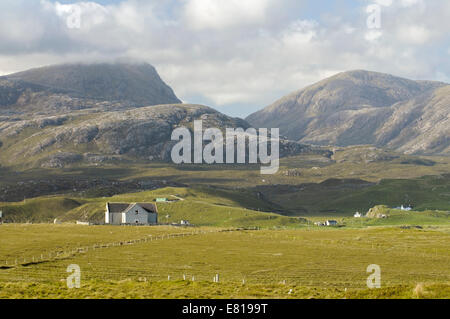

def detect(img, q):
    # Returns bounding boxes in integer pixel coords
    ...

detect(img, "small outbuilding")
[314,222,325,226]
[325,220,338,226]
[76,221,91,225]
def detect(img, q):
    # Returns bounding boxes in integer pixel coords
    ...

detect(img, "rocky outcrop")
[0,103,322,167]
[40,152,83,168]
[366,205,390,218]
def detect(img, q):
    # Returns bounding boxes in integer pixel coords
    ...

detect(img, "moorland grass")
[0,225,448,299]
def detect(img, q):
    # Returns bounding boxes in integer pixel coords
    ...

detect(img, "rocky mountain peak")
[2,62,181,107]
[246,70,449,155]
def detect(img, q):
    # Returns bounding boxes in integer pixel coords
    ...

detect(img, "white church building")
[105,202,158,225]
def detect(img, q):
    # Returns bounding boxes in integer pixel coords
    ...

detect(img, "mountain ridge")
[1,65,448,169]
[0,103,325,168]
[246,70,449,155]
[1,62,181,108]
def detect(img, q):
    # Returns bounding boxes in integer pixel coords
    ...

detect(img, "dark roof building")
[105,202,158,225]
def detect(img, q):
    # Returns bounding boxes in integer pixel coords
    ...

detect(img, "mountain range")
[0,63,320,168]
[0,64,448,169]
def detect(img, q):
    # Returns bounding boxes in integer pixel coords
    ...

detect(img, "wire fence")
[1,226,448,290]
[0,227,256,269]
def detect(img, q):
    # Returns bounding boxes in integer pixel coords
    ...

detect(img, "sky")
[0,0,448,118]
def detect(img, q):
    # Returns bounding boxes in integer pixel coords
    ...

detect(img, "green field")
[0,224,449,299]
[0,147,449,299]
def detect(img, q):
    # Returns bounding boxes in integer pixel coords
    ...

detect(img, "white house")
[105,203,158,225]
[180,220,190,226]
[354,212,362,218]
[394,205,413,211]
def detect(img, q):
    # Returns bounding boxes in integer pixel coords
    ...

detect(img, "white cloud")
[112,1,148,33]
[281,20,317,45]
[0,0,448,117]
[400,0,423,7]
[365,30,383,41]
[184,0,272,30]
[374,0,392,7]
[396,25,431,45]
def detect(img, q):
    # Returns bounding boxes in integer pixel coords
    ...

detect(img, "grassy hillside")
[0,197,83,223]
[341,208,450,228]
[0,145,449,223]
[0,187,306,228]
[253,174,450,216]
[1,179,449,225]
